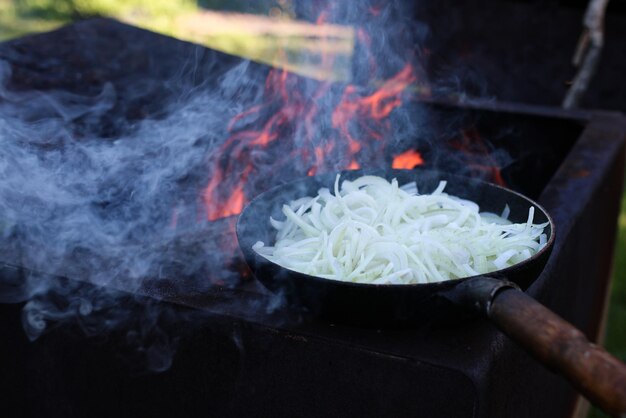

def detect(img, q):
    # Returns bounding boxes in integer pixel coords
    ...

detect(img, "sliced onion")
[253,175,549,284]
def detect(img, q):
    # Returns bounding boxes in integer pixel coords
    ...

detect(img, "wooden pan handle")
[489,287,626,418]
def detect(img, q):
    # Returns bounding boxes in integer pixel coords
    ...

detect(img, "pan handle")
[462,277,626,417]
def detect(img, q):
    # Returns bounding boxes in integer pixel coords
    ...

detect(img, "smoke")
[0,53,273,370]
[0,0,508,372]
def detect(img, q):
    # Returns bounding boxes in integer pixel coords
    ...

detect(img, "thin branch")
[562,0,610,109]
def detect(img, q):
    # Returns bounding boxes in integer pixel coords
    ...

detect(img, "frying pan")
[236,168,626,417]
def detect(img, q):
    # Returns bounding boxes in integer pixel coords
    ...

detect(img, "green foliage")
[0,0,63,40]
[608,192,626,357]
[1,0,291,41]
[198,0,277,13]
[14,0,195,20]
[589,189,626,418]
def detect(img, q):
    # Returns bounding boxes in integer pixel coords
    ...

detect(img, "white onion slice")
[253,175,549,285]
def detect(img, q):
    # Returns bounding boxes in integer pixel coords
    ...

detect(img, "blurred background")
[0,0,294,38]
[0,0,358,80]
[0,1,624,417]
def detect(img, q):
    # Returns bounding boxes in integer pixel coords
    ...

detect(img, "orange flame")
[201,60,418,221]
[331,62,416,165]
[454,128,506,186]
[203,165,252,221]
[198,7,422,223]
[392,149,424,169]
[198,46,504,226]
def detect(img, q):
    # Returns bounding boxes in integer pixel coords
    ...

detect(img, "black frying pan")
[237,169,626,417]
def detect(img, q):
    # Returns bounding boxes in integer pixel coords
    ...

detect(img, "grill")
[0,16,624,418]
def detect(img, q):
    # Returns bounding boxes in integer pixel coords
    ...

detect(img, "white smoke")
[0,0,433,371]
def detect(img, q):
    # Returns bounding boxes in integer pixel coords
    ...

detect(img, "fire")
[347,160,360,170]
[369,6,383,17]
[453,128,506,186]
[198,39,503,223]
[203,168,250,221]
[200,37,419,221]
[392,149,424,169]
[331,63,416,145]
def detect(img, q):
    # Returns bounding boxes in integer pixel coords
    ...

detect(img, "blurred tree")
[197,0,277,14]
[11,0,294,23]
[14,0,195,20]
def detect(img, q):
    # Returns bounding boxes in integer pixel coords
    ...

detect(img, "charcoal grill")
[0,18,624,418]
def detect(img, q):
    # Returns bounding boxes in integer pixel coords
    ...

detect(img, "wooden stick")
[490,288,626,418]
[563,0,610,109]
[451,277,626,417]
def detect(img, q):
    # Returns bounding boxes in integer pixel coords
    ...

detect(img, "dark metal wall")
[412,0,626,112]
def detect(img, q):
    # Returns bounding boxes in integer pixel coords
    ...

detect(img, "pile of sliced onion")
[253,175,548,285]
